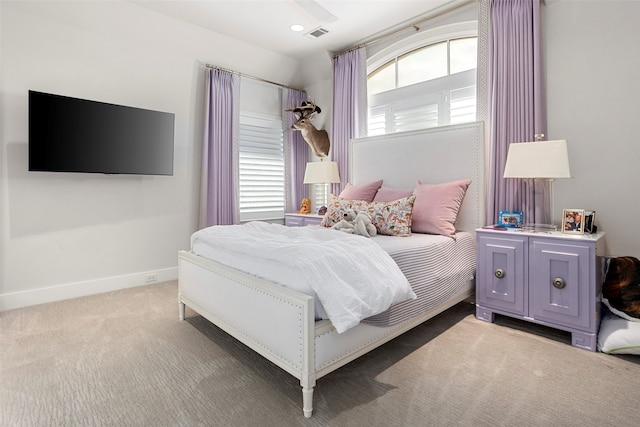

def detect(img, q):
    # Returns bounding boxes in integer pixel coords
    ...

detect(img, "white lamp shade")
[503,139,571,179]
[303,161,340,184]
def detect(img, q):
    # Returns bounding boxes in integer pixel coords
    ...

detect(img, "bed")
[178,121,486,417]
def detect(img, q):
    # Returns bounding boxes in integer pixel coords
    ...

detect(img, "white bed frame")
[178,122,485,418]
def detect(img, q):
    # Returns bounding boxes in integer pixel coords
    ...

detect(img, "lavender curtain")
[487,0,548,225]
[199,68,240,228]
[331,47,367,194]
[283,89,308,213]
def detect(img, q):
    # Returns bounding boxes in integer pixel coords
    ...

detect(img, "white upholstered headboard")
[349,122,485,233]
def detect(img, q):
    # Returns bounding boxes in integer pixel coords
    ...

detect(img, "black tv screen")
[29,90,175,175]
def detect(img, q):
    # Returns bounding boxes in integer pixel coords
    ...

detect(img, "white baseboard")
[0,267,178,311]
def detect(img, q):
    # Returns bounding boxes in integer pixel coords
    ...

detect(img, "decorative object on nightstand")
[583,210,596,233]
[503,135,571,226]
[303,160,340,214]
[498,210,523,228]
[297,198,311,214]
[562,209,596,234]
[475,227,605,351]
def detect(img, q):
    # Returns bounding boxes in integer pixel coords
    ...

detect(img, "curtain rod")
[204,63,306,93]
[332,0,477,59]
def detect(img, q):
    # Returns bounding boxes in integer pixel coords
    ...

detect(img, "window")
[398,41,448,86]
[368,35,477,136]
[238,112,285,222]
[238,78,285,222]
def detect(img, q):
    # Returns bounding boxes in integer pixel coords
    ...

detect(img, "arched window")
[367,23,477,136]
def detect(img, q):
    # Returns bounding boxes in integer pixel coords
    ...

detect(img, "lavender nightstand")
[284,213,324,227]
[475,228,605,351]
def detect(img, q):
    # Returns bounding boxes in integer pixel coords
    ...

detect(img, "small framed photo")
[562,209,585,234]
[583,210,596,233]
[498,210,524,228]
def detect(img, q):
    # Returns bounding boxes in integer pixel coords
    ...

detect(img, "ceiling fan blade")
[293,0,338,23]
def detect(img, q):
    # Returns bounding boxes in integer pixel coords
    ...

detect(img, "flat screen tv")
[29,90,175,175]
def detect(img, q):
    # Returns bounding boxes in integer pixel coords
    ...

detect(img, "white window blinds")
[239,112,285,222]
[368,69,476,135]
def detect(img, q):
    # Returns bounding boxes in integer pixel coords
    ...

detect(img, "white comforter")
[191,221,416,333]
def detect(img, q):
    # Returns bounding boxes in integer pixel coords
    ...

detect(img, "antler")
[286,101,322,121]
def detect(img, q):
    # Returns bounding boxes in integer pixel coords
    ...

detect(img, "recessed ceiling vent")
[304,27,329,39]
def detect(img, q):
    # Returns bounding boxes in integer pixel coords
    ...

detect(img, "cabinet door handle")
[552,277,566,289]
[494,268,505,279]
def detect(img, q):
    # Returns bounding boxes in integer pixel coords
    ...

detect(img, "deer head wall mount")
[287,101,330,158]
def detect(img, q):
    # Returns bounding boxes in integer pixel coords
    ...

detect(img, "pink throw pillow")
[373,187,414,202]
[411,179,471,236]
[338,180,383,202]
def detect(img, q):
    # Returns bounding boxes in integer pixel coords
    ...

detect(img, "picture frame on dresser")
[498,210,523,228]
[583,210,596,233]
[562,209,585,234]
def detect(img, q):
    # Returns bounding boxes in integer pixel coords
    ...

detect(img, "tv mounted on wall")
[29,90,175,176]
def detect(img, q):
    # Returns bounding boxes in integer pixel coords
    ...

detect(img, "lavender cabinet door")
[529,240,593,332]
[476,235,527,316]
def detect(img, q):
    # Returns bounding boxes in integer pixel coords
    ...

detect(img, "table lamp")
[503,136,571,227]
[303,160,340,212]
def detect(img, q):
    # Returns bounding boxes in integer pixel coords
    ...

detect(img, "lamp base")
[521,223,557,232]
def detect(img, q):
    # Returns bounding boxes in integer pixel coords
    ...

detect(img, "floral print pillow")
[321,194,415,237]
[320,195,369,227]
[367,195,415,236]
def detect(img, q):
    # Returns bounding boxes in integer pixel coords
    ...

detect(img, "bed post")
[300,294,316,417]
[302,385,314,418]
[178,295,185,321]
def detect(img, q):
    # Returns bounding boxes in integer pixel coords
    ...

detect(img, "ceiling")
[133,0,469,59]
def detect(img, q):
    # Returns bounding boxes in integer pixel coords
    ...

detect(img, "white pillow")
[597,312,640,355]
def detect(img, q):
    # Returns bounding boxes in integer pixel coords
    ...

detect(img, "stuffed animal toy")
[331,209,357,233]
[297,198,311,214]
[331,210,377,238]
[353,211,377,238]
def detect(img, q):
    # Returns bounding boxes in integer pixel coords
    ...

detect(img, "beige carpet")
[1,281,638,427]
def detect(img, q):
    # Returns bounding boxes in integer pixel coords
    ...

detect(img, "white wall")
[545,0,640,258]
[0,1,300,309]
